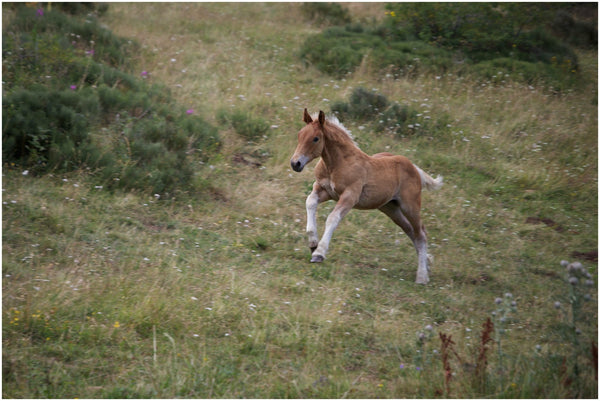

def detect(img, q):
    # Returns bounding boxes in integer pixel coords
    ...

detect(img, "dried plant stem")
[439,332,461,397]
[476,318,494,387]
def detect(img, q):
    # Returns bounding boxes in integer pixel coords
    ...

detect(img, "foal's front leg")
[306,183,331,254]
[310,190,358,263]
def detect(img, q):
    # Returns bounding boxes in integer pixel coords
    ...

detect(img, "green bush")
[217,109,270,141]
[300,24,453,78]
[551,8,598,49]
[2,4,221,195]
[331,87,451,139]
[300,3,351,26]
[52,2,109,16]
[5,5,135,69]
[3,88,90,169]
[331,87,388,121]
[386,3,581,68]
[376,103,420,136]
[301,3,585,87]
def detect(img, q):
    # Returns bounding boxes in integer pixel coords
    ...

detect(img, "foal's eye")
[313,137,319,143]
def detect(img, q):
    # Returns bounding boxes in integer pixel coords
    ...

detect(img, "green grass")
[2,3,597,398]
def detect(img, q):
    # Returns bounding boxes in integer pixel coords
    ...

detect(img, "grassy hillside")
[2,3,597,398]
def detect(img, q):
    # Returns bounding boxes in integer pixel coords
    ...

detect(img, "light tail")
[414,165,443,191]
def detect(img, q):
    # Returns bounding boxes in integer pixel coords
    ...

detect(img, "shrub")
[551,7,598,49]
[300,24,453,78]
[331,87,451,139]
[2,4,221,195]
[386,3,581,68]
[5,5,137,70]
[376,103,420,136]
[217,109,270,141]
[300,3,351,26]
[3,87,91,169]
[302,3,584,87]
[331,87,388,121]
[53,2,109,16]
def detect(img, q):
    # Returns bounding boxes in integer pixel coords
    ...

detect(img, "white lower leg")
[312,209,343,261]
[415,238,430,284]
[306,192,320,250]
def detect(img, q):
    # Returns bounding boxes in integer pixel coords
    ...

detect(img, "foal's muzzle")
[290,155,309,172]
[291,159,304,172]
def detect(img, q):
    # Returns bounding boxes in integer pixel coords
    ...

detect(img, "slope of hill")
[2,3,597,398]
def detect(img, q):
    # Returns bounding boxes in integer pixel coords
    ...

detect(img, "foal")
[290,109,443,284]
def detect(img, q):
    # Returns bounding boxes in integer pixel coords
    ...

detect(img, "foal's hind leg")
[413,229,431,285]
[306,182,331,253]
[379,201,431,284]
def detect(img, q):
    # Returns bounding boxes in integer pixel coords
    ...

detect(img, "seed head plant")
[553,260,597,396]
[414,323,435,372]
[491,292,517,380]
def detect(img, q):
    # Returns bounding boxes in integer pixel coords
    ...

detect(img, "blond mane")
[311,112,359,148]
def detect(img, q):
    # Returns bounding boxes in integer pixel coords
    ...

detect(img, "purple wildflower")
[186,109,194,115]
[70,85,77,91]
[37,8,44,17]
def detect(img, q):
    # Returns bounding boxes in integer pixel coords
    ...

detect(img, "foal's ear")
[318,110,325,126]
[303,108,313,124]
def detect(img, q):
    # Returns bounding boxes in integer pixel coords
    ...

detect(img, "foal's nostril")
[291,160,303,172]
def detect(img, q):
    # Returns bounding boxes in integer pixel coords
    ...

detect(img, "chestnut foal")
[290,109,443,284]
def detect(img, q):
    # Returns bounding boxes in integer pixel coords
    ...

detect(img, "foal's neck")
[321,123,366,169]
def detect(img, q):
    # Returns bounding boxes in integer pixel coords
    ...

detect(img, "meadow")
[2,3,597,398]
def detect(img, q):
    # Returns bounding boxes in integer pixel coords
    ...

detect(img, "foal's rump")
[371,152,443,192]
[353,154,420,209]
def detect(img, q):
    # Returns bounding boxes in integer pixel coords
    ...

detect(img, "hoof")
[311,254,324,263]
[416,271,430,284]
[415,277,429,285]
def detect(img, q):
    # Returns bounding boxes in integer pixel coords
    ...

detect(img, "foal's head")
[290,109,326,172]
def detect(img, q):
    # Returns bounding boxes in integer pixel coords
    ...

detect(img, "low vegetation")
[331,86,452,138]
[301,2,594,90]
[3,2,597,398]
[2,4,220,195]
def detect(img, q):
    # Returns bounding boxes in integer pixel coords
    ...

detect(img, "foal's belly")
[319,178,395,210]
[356,183,396,209]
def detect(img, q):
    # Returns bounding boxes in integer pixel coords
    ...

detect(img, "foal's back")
[322,151,421,210]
